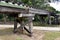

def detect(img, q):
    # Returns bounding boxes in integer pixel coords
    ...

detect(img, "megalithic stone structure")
[0,1,51,37]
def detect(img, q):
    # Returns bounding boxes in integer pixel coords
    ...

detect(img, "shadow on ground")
[0,28,29,36]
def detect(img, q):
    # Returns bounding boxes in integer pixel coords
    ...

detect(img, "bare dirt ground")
[55,37,60,40]
[0,27,45,40]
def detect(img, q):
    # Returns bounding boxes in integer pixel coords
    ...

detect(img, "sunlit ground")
[44,31,60,40]
[0,28,22,40]
[0,28,34,40]
[0,28,60,40]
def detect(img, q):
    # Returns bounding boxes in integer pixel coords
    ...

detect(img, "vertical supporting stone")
[3,14,7,24]
[55,15,58,24]
[14,16,17,33]
[28,16,33,36]
[19,20,25,33]
[14,17,17,33]
[48,14,51,25]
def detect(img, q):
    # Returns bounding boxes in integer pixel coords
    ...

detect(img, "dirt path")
[0,24,60,31]
[0,24,60,40]
[55,37,60,40]
[0,28,45,40]
[32,30,45,40]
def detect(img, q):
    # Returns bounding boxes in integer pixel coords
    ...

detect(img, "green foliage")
[22,0,28,4]
[16,37,22,40]
[17,17,28,23]
[8,17,14,21]
[45,5,56,12]
[0,14,3,19]
[15,0,21,2]
[34,14,40,22]
[15,0,47,8]
[56,11,60,14]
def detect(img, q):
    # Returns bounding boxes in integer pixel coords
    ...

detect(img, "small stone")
[8,2,13,5]
[14,3,18,6]
[1,1,6,3]
[24,5,26,7]
[20,4,23,7]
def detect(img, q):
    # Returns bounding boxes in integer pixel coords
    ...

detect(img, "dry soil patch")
[0,28,45,40]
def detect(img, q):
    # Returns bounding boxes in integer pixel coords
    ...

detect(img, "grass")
[33,21,60,27]
[16,37,22,40]
[0,28,22,40]
[44,31,60,40]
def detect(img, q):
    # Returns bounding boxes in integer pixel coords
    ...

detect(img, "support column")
[48,14,51,25]
[19,20,25,33]
[14,17,17,33]
[3,14,7,24]
[28,16,33,36]
[55,15,59,24]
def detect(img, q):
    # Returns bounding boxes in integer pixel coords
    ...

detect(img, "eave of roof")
[0,2,28,9]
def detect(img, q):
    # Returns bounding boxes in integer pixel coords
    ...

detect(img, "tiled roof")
[0,1,28,9]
